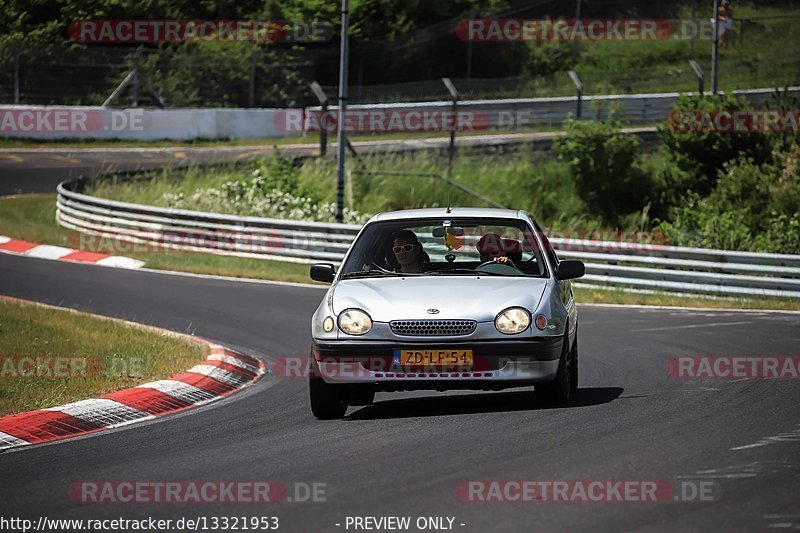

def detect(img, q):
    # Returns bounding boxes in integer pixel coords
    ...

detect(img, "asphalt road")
[1,252,799,532]
[0,129,658,196]
[0,145,293,196]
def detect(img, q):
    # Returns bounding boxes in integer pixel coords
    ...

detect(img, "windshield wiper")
[341,270,404,279]
[425,269,505,276]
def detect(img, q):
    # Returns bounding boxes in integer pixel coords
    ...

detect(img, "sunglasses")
[393,244,416,253]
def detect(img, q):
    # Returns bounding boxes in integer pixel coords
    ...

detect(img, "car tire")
[536,330,572,406]
[309,357,349,419]
[569,334,579,394]
[348,385,375,406]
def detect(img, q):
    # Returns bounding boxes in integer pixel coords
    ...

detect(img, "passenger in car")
[392,229,429,273]
[476,233,517,267]
[502,238,523,266]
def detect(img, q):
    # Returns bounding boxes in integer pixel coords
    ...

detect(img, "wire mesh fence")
[322,56,800,105]
[0,11,798,108]
[0,42,328,108]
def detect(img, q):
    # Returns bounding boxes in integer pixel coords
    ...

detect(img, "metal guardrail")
[57,179,800,299]
[304,86,800,130]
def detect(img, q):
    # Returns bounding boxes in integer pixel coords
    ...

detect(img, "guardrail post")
[567,70,583,119]
[310,82,330,156]
[442,77,459,180]
[688,59,705,95]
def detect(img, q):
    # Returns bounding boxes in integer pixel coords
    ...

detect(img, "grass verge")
[0,194,313,283]
[1,194,798,311]
[0,298,209,416]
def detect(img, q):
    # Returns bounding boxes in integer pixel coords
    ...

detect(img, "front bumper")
[311,337,562,386]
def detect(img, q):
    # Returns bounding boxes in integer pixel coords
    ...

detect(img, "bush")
[553,118,651,226]
[636,146,696,221]
[161,155,369,224]
[523,41,576,77]
[658,143,800,253]
[660,93,774,195]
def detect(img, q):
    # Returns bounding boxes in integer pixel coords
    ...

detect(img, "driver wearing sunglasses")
[392,229,427,274]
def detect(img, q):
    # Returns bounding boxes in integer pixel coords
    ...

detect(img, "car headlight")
[338,309,372,335]
[495,307,530,334]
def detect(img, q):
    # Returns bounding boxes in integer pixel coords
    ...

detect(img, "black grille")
[390,320,477,336]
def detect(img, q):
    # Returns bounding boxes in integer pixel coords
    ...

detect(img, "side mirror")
[310,263,336,283]
[556,260,585,280]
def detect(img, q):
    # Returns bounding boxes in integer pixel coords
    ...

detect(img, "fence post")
[572,0,583,59]
[13,42,22,104]
[249,50,261,108]
[711,0,720,94]
[442,77,459,180]
[132,46,142,107]
[567,70,583,119]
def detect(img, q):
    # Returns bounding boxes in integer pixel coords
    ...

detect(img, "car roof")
[367,207,531,223]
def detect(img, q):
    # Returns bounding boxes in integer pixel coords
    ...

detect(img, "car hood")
[331,276,549,322]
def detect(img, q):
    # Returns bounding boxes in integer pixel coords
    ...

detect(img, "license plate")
[393,349,473,366]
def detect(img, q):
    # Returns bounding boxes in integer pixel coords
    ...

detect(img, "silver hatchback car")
[308,207,584,419]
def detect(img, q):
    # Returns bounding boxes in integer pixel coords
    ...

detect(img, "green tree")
[554,118,651,227]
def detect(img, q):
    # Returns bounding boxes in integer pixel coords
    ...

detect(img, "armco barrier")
[56,179,800,299]
[302,86,800,132]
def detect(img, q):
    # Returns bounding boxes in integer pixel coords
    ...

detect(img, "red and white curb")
[0,235,144,269]
[0,339,264,452]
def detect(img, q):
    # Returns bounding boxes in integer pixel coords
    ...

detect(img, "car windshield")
[339,218,548,278]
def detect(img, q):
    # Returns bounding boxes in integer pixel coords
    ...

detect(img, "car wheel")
[569,334,578,394]
[309,357,349,419]
[349,385,375,406]
[536,331,571,406]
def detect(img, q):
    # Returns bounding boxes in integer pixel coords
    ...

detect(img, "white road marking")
[732,426,800,451]
[580,303,800,315]
[633,320,751,332]
[678,460,794,479]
